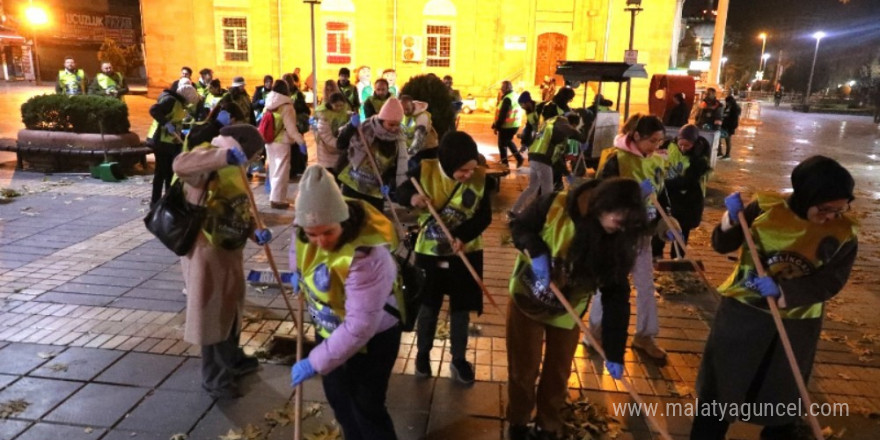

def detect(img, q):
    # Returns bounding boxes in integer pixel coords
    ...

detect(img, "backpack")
[257,110,276,143]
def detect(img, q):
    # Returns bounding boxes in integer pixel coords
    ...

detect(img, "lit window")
[326,21,352,64]
[221,17,248,62]
[425,24,451,67]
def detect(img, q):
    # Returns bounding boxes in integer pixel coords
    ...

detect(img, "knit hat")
[231,76,246,88]
[678,124,700,143]
[378,97,404,122]
[788,155,855,218]
[438,131,480,176]
[295,165,350,227]
[219,124,264,160]
[177,84,200,106]
[517,91,533,104]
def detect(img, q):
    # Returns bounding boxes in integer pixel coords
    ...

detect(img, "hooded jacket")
[264,91,305,146]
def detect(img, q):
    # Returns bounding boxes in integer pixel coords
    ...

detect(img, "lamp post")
[622,0,642,121]
[24,2,48,83]
[757,32,767,71]
[804,31,825,104]
[304,0,320,109]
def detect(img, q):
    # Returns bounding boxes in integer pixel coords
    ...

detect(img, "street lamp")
[24,2,49,83]
[621,0,643,121]
[757,32,768,71]
[804,31,826,104]
[304,0,320,109]
[761,53,771,71]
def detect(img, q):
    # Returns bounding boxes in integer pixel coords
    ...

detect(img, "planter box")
[11,130,149,173]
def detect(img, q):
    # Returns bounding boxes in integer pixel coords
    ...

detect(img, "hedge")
[21,94,131,134]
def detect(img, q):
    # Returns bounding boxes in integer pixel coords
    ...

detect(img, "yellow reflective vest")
[338,138,398,200]
[296,200,401,338]
[664,142,708,196]
[414,159,487,256]
[718,193,859,319]
[147,94,188,145]
[495,92,523,129]
[57,69,86,95]
[509,191,595,328]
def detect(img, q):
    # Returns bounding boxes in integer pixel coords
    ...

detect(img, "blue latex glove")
[290,359,317,387]
[298,143,308,155]
[605,361,624,380]
[350,113,360,127]
[531,254,551,287]
[725,192,744,224]
[754,275,780,298]
[254,228,272,246]
[258,99,265,105]
[226,148,248,165]
[666,229,677,242]
[290,272,300,294]
[639,178,654,198]
[215,110,231,126]
[164,122,176,135]
[565,175,575,187]
[380,185,391,197]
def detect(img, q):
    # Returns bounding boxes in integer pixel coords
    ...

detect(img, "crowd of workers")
[55,57,860,440]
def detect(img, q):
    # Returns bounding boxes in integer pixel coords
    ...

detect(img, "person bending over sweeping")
[506,178,651,440]
[289,165,404,440]
[691,155,859,439]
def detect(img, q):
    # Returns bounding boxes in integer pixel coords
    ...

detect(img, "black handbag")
[143,177,210,256]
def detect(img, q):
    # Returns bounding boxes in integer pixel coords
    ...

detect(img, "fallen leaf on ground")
[561,396,622,439]
[37,351,58,359]
[435,320,450,340]
[0,399,29,418]
[84,427,94,433]
[170,434,188,440]
[304,425,341,440]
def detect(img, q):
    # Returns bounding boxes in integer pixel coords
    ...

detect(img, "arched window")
[423,0,456,16]
[320,0,355,13]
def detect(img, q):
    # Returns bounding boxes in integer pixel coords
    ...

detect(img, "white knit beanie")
[177,84,200,105]
[295,165,350,227]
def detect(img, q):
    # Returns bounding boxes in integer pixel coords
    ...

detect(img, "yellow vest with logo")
[718,193,858,319]
[58,69,86,95]
[530,116,567,164]
[509,192,595,328]
[368,95,389,116]
[338,138,398,199]
[496,92,523,129]
[147,96,188,144]
[415,159,486,256]
[317,106,349,138]
[296,200,401,338]
[664,143,708,196]
[266,109,285,143]
[598,148,667,217]
[204,92,226,113]
[96,73,122,93]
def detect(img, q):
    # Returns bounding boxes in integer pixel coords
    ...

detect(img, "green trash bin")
[89,162,125,182]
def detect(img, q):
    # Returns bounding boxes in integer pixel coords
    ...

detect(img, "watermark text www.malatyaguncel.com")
[611,399,849,421]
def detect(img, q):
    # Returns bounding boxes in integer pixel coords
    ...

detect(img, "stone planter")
[11,129,149,173]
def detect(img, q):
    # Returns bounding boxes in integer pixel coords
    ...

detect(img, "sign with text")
[50,11,137,46]
[624,50,638,64]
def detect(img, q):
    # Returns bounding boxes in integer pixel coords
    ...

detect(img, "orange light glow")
[25,5,49,26]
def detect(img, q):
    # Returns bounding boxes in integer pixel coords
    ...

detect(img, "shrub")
[21,94,131,134]
[399,74,455,138]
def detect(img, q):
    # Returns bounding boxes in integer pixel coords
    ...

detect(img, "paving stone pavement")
[1,106,880,439]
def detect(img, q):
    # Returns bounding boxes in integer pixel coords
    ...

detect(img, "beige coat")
[172,141,249,346]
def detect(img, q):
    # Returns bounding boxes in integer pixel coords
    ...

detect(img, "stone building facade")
[142,0,680,106]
